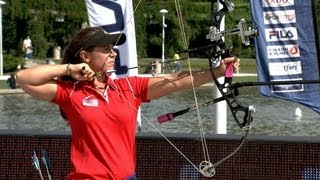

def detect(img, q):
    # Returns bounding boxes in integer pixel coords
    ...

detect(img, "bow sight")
[206,0,258,69]
[206,18,259,46]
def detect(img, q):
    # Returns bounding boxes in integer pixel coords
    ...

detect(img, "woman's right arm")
[16,63,95,102]
[16,64,70,101]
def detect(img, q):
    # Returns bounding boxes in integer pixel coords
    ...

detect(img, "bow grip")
[220,49,234,79]
[225,62,233,78]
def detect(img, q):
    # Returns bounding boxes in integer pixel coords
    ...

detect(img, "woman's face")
[86,44,117,73]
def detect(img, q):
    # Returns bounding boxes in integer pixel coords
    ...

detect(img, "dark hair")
[58,26,125,121]
[59,27,103,121]
[59,27,103,81]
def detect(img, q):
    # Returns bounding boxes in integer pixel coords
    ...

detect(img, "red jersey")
[52,76,149,179]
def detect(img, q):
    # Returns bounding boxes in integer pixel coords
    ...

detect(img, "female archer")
[16,26,239,180]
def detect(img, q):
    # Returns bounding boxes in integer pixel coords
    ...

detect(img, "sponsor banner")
[85,0,141,128]
[268,61,302,76]
[262,0,295,7]
[271,78,304,93]
[265,27,298,42]
[250,0,320,113]
[267,44,300,59]
[85,0,138,78]
[263,10,296,25]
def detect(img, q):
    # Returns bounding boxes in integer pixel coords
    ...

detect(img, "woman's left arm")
[146,57,239,100]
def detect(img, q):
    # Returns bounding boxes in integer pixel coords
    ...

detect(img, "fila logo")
[269,30,293,39]
[265,27,298,42]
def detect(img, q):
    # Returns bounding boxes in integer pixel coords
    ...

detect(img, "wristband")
[66,63,71,76]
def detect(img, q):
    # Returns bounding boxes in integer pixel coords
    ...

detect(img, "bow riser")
[206,0,258,129]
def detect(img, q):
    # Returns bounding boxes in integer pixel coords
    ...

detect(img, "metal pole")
[161,14,165,73]
[213,1,227,134]
[159,9,168,73]
[0,1,5,76]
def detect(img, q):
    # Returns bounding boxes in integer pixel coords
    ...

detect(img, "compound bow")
[157,0,258,177]
[116,0,260,177]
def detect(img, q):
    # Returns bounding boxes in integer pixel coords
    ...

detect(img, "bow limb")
[209,56,254,129]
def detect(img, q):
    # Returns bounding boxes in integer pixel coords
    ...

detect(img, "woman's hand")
[215,57,240,77]
[68,63,95,81]
[233,57,241,72]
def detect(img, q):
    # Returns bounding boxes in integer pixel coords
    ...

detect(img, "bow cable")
[108,0,249,177]
[107,0,273,178]
[107,0,258,177]
[112,87,203,173]
[110,0,207,175]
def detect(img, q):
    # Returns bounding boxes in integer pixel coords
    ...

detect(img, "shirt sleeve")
[127,77,150,103]
[50,80,74,106]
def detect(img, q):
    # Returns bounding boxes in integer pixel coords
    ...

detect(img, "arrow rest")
[209,47,230,69]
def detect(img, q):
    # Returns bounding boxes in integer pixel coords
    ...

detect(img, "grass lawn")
[0,80,7,89]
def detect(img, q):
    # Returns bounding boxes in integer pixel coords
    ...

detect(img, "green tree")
[1,0,319,74]
[3,0,87,59]
[133,0,257,59]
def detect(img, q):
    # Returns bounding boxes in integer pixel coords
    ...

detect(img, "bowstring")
[112,0,212,169]
[112,87,201,173]
[111,0,203,173]
[174,0,211,163]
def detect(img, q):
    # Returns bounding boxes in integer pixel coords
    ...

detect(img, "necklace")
[95,84,109,103]
[95,80,106,89]
[95,85,105,89]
